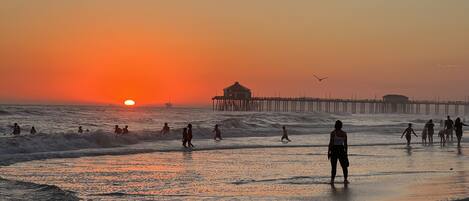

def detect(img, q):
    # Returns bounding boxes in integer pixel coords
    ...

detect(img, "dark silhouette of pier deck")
[212,96,469,115]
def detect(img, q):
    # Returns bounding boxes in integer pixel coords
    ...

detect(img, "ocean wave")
[0,110,11,116]
[0,177,79,201]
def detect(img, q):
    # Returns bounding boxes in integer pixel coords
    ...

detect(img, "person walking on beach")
[182,127,188,148]
[187,124,194,147]
[401,123,418,146]
[12,123,21,135]
[30,126,37,135]
[454,117,468,147]
[445,116,454,142]
[160,123,170,135]
[78,126,83,134]
[426,119,435,144]
[328,120,349,185]
[281,126,291,142]
[213,124,222,141]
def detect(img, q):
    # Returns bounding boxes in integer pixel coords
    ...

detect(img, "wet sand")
[0,135,467,201]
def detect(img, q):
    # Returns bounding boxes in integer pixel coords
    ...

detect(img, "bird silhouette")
[313,74,328,82]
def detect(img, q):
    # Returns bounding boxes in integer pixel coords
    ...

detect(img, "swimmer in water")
[30,126,37,135]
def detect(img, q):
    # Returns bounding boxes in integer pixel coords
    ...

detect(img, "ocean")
[0,105,467,200]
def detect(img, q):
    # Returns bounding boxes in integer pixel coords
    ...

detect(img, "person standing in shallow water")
[401,123,418,146]
[122,125,129,134]
[328,120,349,185]
[182,128,188,148]
[160,123,170,135]
[114,125,122,136]
[426,120,435,144]
[281,126,291,142]
[445,116,454,142]
[213,124,222,141]
[12,123,21,135]
[454,117,468,147]
[187,124,194,147]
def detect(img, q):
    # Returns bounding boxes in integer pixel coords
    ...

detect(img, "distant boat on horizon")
[165,102,173,108]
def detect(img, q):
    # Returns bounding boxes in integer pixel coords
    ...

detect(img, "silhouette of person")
[78,126,83,134]
[421,124,428,146]
[401,123,418,146]
[426,120,435,144]
[213,124,222,140]
[114,125,122,136]
[454,117,468,147]
[445,116,454,142]
[182,127,188,148]
[328,120,349,185]
[161,123,170,135]
[438,129,446,146]
[187,124,194,147]
[122,125,129,134]
[12,123,21,135]
[30,126,37,135]
[281,126,291,142]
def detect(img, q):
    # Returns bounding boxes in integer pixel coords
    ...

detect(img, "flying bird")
[313,74,328,82]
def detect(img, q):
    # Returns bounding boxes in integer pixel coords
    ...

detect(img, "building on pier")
[224,82,251,99]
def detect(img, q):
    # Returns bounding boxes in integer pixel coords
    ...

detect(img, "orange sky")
[1,1,469,105]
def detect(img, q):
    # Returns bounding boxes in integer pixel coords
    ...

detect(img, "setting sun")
[124,99,136,106]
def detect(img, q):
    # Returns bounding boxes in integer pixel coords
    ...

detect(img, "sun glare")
[124,99,136,106]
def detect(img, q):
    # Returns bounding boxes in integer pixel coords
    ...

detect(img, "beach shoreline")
[0,133,467,200]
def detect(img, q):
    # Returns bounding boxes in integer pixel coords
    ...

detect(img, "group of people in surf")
[401,115,467,147]
[114,125,129,136]
[7,123,37,135]
[159,122,291,148]
[158,122,224,148]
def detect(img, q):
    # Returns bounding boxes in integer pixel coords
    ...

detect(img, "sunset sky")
[1,1,469,105]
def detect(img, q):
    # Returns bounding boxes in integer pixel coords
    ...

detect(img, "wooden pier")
[212,96,469,115]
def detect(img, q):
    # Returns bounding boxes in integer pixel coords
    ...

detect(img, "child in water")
[421,125,427,145]
[438,129,446,146]
[401,123,418,146]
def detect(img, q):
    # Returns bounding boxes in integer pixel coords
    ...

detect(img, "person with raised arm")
[401,123,418,146]
[454,117,468,147]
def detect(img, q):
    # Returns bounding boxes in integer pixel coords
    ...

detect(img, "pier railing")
[212,96,469,115]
